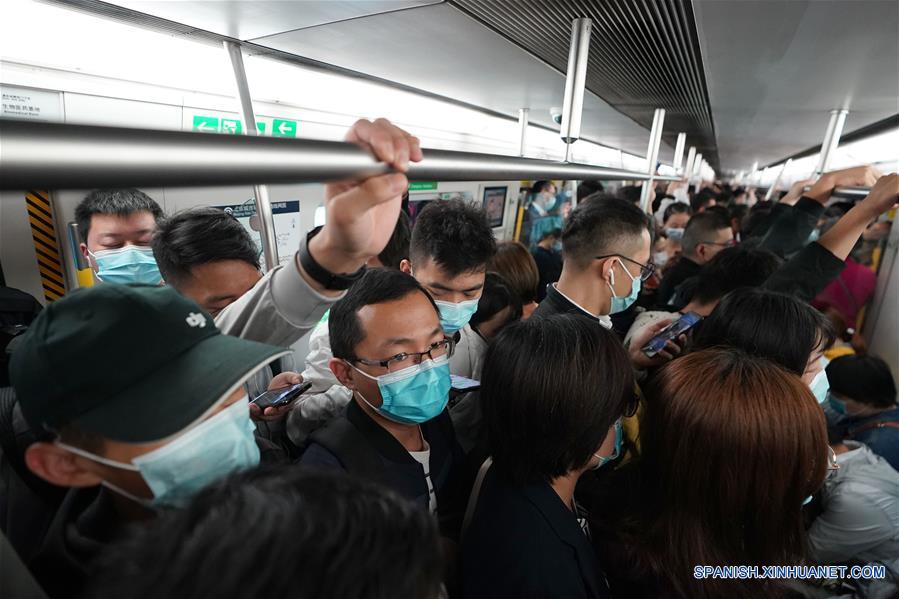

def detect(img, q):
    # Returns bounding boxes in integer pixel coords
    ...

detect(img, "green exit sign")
[408,182,438,191]
[272,118,297,137]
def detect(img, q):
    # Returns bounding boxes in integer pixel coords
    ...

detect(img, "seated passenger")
[75,189,163,285]
[463,314,634,599]
[89,468,443,599]
[489,241,539,316]
[300,269,465,537]
[152,206,263,316]
[592,348,830,599]
[290,199,495,439]
[654,211,733,309]
[807,429,899,589]
[825,354,899,471]
[530,230,563,302]
[8,284,287,599]
[691,287,835,402]
[624,246,781,346]
[532,196,683,370]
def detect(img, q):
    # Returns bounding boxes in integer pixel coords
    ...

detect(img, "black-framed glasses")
[352,338,456,372]
[595,254,656,281]
[700,239,737,248]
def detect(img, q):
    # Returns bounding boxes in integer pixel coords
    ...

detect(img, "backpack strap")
[308,417,387,481]
[847,420,899,438]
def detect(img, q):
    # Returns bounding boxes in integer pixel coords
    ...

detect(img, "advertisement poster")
[214,200,300,269]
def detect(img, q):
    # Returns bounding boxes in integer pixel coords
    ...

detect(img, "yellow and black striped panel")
[25,190,66,302]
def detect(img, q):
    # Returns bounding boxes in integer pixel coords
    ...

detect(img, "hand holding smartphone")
[251,381,312,410]
[640,312,702,358]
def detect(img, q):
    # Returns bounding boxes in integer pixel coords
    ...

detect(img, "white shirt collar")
[552,284,613,329]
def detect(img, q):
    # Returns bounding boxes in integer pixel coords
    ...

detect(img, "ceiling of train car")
[693,0,899,173]
[448,0,719,168]
[42,0,668,162]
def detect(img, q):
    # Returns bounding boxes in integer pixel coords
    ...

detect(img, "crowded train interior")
[1,0,898,598]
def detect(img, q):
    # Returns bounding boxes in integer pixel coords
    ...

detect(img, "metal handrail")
[0,120,678,190]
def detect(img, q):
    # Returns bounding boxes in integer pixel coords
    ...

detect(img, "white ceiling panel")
[249,3,662,159]
[110,0,441,41]
[694,0,899,173]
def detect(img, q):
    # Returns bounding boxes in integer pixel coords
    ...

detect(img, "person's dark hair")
[728,204,749,227]
[741,201,775,238]
[377,211,411,270]
[577,179,605,201]
[330,269,438,360]
[681,211,731,256]
[827,354,898,409]
[531,180,554,194]
[482,314,635,485]
[151,207,259,287]
[594,348,827,599]
[562,196,650,269]
[618,185,642,205]
[89,467,443,599]
[75,189,163,241]
[409,199,496,276]
[690,188,718,212]
[488,241,539,305]
[703,204,730,221]
[663,202,692,224]
[691,288,835,375]
[470,272,522,329]
[687,246,781,305]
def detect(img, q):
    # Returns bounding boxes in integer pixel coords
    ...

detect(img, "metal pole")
[693,153,703,181]
[559,18,592,160]
[0,120,681,191]
[518,108,529,157]
[672,133,686,174]
[639,108,665,213]
[224,40,278,270]
[814,109,848,176]
[683,147,697,181]
[763,158,792,201]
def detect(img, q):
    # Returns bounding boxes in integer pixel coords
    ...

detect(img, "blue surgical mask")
[607,259,641,314]
[809,364,830,405]
[90,246,162,285]
[664,227,685,241]
[57,397,260,508]
[807,228,821,243]
[553,241,563,252]
[435,299,480,334]
[351,355,451,424]
[592,419,623,470]
[802,495,813,506]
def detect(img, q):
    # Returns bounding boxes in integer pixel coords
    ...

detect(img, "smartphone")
[641,312,703,358]
[451,374,481,392]
[251,381,312,410]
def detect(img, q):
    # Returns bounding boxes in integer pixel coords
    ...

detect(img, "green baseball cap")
[10,284,288,443]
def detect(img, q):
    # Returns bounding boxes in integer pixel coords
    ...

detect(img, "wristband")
[298,226,366,291]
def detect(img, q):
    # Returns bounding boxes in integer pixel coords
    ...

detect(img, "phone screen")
[641,312,703,357]
[251,382,311,409]
[451,375,481,391]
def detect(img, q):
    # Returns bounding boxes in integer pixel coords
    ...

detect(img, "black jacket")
[301,400,467,539]
[463,469,610,599]
[532,247,563,302]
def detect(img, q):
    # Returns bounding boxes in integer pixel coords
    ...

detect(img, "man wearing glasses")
[532,195,683,369]
[300,268,466,538]
[654,211,735,309]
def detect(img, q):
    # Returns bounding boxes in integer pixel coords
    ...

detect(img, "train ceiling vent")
[449,0,719,169]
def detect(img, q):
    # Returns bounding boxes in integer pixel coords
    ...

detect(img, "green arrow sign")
[221,118,242,135]
[272,118,297,137]
[408,182,438,191]
[256,122,266,134]
[193,115,219,133]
